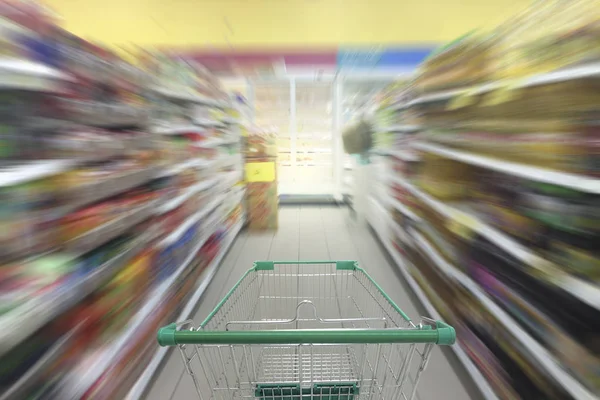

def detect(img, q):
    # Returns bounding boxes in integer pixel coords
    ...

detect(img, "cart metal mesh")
[158,261,455,400]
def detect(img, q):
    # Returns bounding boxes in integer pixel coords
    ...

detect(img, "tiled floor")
[145,205,480,400]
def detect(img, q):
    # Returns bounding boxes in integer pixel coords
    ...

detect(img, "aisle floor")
[146,205,479,400]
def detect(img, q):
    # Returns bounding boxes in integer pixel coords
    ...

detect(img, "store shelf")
[78,104,148,128]
[224,187,245,210]
[0,58,70,79]
[410,230,598,400]
[63,166,163,213]
[0,58,72,91]
[151,85,226,107]
[387,196,423,223]
[389,220,413,246]
[153,125,206,135]
[0,153,160,189]
[195,118,227,128]
[414,142,600,194]
[156,177,219,215]
[158,155,237,179]
[218,154,242,168]
[0,34,243,400]
[65,200,156,257]
[63,215,242,399]
[222,117,241,124]
[393,62,600,109]
[0,327,79,400]
[220,171,243,191]
[195,136,239,148]
[124,219,244,400]
[0,230,154,358]
[373,148,420,162]
[0,159,77,187]
[379,125,421,133]
[157,158,214,178]
[158,194,224,246]
[371,19,600,400]
[368,219,499,400]
[391,175,600,311]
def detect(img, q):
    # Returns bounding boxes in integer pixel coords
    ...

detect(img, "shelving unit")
[365,22,600,400]
[413,142,600,194]
[0,159,78,187]
[390,62,600,110]
[124,219,243,400]
[369,218,500,400]
[0,57,72,91]
[369,158,599,400]
[0,26,246,398]
[389,175,600,310]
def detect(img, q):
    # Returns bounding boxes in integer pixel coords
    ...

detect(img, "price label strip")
[245,162,276,182]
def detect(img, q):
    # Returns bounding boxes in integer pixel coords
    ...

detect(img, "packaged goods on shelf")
[245,128,277,158]
[366,4,600,399]
[415,32,496,93]
[492,0,600,81]
[0,9,245,396]
[468,236,600,393]
[405,236,563,399]
[421,129,597,176]
[416,154,472,200]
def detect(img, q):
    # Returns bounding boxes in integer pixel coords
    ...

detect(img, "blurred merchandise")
[243,125,277,230]
[0,8,246,398]
[246,181,278,230]
[244,128,277,158]
[365,2,600,399]
[3,0,600,398]
[244,152,278,230]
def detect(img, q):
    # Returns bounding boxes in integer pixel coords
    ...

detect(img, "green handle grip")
[253,261,357,270]
[157,322,455,347]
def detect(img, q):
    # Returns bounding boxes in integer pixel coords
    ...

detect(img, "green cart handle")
[157,321,456,347]
[253,261,358,270]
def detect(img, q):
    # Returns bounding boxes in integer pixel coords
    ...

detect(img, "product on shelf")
[245,129,277,158]
[491,0,600,81]
[367,3,600,398]
[415,32,496,92]
[468,236,600,393]
[0,16,245,399]
[417,154,473,200]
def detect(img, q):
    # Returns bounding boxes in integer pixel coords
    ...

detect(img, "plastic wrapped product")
[342,119,373,155]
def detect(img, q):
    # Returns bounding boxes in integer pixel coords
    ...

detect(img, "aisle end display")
[244,128,278,230]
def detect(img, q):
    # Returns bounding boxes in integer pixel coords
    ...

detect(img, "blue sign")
[337,46,435,69]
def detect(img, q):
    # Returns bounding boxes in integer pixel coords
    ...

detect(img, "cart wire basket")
[158,261,455,400]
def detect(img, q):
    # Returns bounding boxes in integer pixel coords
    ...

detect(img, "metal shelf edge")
[368,220,500,400]
[410,229,597,400]
[414,142,600,195]
[123,220,244,400]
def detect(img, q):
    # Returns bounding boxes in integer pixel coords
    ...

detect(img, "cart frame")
[158,260,455,400]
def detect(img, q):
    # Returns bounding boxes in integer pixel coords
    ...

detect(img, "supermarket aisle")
[146,205,479,400]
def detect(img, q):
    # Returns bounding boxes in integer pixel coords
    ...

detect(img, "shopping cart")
[158,261,455,400]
